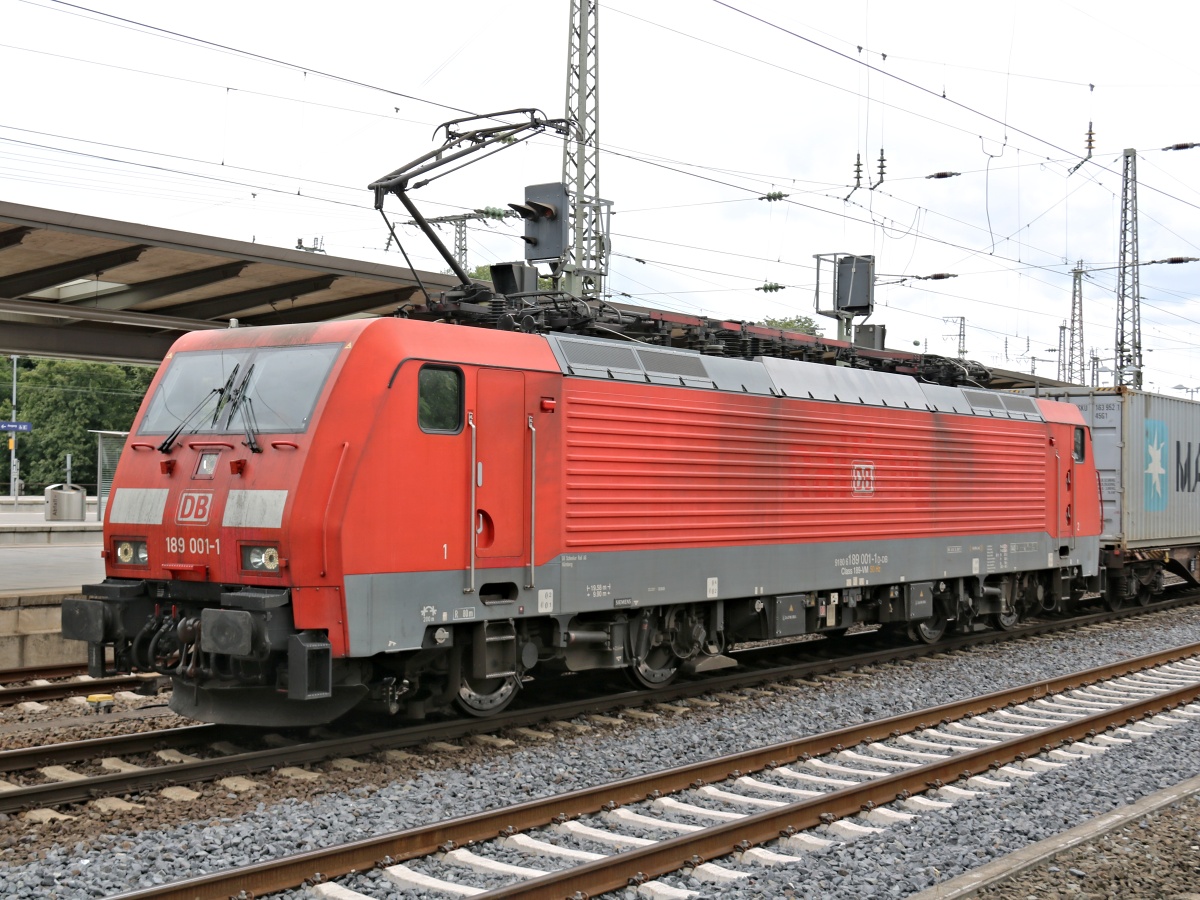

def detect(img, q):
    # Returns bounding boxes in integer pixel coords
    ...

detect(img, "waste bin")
[45,484,86,521]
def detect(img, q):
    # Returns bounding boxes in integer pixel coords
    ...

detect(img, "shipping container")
[1021,386,1200,549]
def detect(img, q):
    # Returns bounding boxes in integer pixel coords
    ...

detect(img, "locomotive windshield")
[138,343,341,436]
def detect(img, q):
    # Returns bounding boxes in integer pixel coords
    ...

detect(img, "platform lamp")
[1172,384,1200,400]
[1099,363,1142,388]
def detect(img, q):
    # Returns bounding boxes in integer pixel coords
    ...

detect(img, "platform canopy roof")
[984,366,1073,392]
[0,201,456,365]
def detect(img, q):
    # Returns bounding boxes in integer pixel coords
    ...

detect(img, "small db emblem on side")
[177,491,213,525]
[852,461,875,495]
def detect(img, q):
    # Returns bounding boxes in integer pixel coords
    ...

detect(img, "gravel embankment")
[972,794,1200,900]
[1,605,1198,900]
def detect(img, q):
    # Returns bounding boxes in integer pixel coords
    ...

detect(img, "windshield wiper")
[158,363,240,453]
[237,396,262,453]
[226,363,262,453]
[209,362,241,427]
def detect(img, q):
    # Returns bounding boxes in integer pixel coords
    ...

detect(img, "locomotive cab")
[62,324,375,725]
[62,318,567,726]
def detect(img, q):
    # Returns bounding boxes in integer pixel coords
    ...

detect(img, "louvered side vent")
[962,389,1007,414]
[1000,394,1043,419]
[636,348,709,378]
[559,339,641,372]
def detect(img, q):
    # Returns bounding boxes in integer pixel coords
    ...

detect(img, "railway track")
[0,672,158,707]
[101,640,1200,900]
[0,594,1194,817]
[0,662,89,685]
[0,660,163,706]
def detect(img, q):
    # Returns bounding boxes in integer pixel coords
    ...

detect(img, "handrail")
[465,412,476,594]
[321,442,350,578]
[526,414,536,590]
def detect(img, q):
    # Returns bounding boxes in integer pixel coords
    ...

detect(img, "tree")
[760,314,824,336]
[457,264,554,291]
[1,359,154,495]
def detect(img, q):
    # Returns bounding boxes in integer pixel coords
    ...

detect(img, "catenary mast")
[1115,149,1141,388]
[560,0,610,299]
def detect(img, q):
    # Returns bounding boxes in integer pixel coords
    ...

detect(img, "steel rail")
[0,663,87,685]
[685,589,1200,697]
[479,675,1200,899]
[0,707,588,814]
[103,641,1200,900]
[0,723,220,775]
[0,673,155,707]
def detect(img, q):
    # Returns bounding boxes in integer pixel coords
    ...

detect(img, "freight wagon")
[1022,386,1200,604]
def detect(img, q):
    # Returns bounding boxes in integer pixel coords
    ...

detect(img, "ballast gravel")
[972,793,1200,899]
[1,606,1198,899]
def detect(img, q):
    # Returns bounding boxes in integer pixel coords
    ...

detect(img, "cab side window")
[418,366,463,433]
[1073,426,1086,462]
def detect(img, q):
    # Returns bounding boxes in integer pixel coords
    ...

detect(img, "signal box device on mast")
[813,253,875,342]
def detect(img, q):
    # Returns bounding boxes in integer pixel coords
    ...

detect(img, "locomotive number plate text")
[166,536,221,555]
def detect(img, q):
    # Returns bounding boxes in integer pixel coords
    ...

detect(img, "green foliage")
[0,359,154,495]
[761,315,824,336]
[465,264,553,291]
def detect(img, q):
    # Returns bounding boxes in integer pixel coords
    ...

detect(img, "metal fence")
[91,430,128,522]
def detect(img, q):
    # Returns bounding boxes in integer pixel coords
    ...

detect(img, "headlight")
[115,540,148,566]
[242,545,280,571]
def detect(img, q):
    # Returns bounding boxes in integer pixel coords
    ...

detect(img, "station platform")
[0,497,103,547]
[0,499,104,668]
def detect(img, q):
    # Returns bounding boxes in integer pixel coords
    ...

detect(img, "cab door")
[475,368,527,560]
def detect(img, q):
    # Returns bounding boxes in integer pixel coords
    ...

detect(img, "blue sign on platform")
[0,422,32,433]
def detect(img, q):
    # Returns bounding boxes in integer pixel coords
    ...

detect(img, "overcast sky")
[3,0,1198,392]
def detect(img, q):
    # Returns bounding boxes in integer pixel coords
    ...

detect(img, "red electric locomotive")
[63,314,1104,725]
[61,109,1105,725]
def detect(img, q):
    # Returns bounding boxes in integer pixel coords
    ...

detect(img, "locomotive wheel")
[454,673,520,717]
[909,615,947,644]
[627,644,680,689]
[1104,588,1124,612]
[991,609,1021,631]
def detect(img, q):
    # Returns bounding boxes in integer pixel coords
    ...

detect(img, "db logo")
[176,491,214,525]
[852,461,875,495]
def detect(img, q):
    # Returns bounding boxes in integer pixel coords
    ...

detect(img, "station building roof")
[0,200,456,365]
